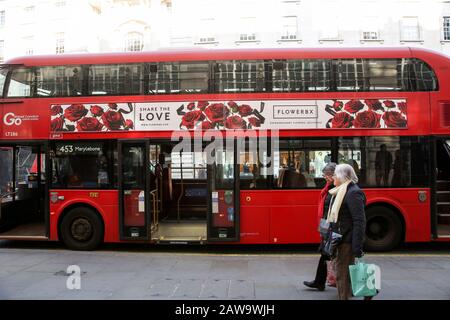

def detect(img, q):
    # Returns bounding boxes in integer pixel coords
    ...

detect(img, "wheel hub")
[71,218,92,241]
[367,217,389,241]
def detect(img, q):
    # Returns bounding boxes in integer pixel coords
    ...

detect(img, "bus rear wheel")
[60,207,103,251]
[364,206,403,252]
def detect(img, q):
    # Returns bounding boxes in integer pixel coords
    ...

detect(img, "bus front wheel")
[364,206,403,252]
[60,207,103,251]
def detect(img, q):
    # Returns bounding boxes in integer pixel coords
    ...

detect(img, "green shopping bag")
[349,258,381,297]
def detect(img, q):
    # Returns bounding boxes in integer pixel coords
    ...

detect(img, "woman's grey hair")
[334,163,359,184]
[322,162,337,176]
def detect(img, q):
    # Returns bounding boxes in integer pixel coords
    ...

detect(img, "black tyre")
[60,207,103,251]
[364,206,403,252]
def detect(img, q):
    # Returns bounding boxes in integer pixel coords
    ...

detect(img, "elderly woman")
[303,162,337,291]
[328,163,366,300]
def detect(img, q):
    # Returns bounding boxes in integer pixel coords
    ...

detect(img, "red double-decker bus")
[0,47,449,250]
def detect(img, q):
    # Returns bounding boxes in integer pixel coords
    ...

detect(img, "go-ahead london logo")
[3,112,39,126]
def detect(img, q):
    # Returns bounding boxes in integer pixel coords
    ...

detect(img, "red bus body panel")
[49,190,119,242]
[239,188,431,244]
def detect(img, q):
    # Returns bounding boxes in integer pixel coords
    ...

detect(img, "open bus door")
[207,139,240,242]
[434,137,450,238]
[0,143,48,239]
[118,140,151,241]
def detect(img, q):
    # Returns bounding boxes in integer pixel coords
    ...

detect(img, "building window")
[319,1,339,40]
[0,40,4,63]
[197,19,216,43]
[55,33,65,54]
[0,11,5,26]
[23,36,34,55]
[281,16,298,40]
[239,17,257,41]
[320,15,339,40]
[362,31,378,40]
[124,32,143,52]
[23,5,36,23]
[401,17,420,41]
[361,17,380,40]
[443,17,450,41]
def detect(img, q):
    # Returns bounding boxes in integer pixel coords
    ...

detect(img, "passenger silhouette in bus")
[391,149,403,186]
[348,159,360,178]
[375,144,393,187]
[69,68,81,95]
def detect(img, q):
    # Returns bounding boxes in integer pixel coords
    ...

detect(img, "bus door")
[0,143,48,239]
[207,140,239,242]
[435,137,450,238]
[118,140,150,240]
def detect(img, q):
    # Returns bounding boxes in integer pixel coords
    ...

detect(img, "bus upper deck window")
[7,67,33,97]
[367,59,402,91]
[413,59,438,91]
[179,62,209,93]
[0,66,8,97]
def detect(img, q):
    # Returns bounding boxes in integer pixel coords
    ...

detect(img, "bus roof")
[5,47,448,66]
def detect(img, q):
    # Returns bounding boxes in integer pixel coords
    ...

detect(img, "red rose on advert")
[51,117,64,131]
[181,110,205,129]
[248,117,261,127]
[108,103,118,110]
[124,119,134,129]
[51,105,63,116]
[90,105,104,117]
[382,111,407,128]
[197,101,209,110]
[76,117,103,132]
[201,121,215,130]
[353,110,381,128]
[205,103,229,124]
[64,104,88,122]
[364,99,384,111]
[332,100,343,111]
[187,102,195,110]
[238,104,253,117]
[344,100,364,113]
[101,110,125,130]
[383,100,396,108]
[331,112,354,128]
[225,115,247,129]
[228,101,238,109]
[397,102,407,114]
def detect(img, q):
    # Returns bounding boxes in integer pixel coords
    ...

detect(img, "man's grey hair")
[322,162,337,176]
[334,163,359,184]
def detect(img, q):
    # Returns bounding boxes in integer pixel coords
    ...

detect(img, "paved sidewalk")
[0,246,449,300]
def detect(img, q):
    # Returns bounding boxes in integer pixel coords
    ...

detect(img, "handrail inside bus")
[177,151,184,223]
[149,189,158,232]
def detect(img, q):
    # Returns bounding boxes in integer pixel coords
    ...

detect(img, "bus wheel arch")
[58,204,104,251]
[364,203,405,252]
